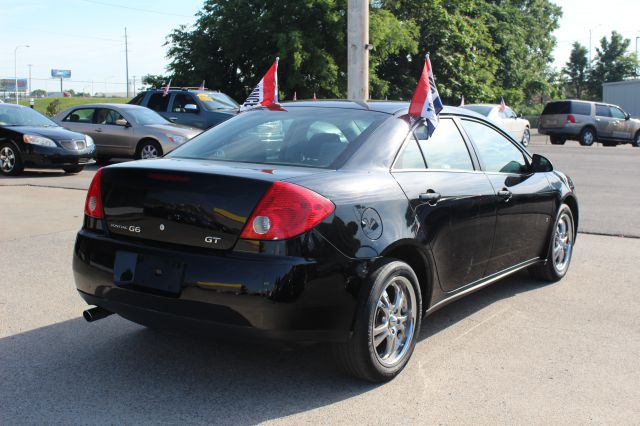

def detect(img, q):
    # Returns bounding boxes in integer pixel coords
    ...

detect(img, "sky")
[1,0,639,95]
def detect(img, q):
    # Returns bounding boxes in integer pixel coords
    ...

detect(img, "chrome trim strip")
[426,258,541,315]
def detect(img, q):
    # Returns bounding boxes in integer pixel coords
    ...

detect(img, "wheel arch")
[562,194,579,236]
[135,137,162,157]
[379,240,435,312]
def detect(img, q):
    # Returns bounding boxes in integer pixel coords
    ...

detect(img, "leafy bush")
[45,99,61,117]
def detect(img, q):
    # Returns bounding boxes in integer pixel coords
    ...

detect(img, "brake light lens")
[84,168,104,218]
[567,114,575,123]
[240,181,335,240]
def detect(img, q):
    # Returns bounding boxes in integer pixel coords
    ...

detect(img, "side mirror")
[115,118,130,127]
[625,113,630,120]
[518,113,523,118]
[184,103,199,113]
[531,154,553,173]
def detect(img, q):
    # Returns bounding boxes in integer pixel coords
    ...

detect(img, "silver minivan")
[539,100,640,147]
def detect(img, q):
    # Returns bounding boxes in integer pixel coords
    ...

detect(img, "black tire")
[601,141,617,147]
[529,204,575,282]
[332,259,422,382]
[550,136,566,145]
[521,127,530,147]
[136,139,162,160]
[63,165,85,174]
[579,127,595,146]
[632,132,640,147]
[0,142,24,176]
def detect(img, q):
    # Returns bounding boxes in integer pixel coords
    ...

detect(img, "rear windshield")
[463,105,493,117]
[168,107,388,168]
[542,102,570,115]
[194,91,239,111]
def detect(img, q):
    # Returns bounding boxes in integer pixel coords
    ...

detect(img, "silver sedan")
[54,103,201,160]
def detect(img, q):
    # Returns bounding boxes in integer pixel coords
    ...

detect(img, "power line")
[78,0,194,18]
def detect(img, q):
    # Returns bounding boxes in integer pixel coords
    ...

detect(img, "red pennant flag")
[241,58,279,111]
[460,95,465,107]
[293,91,297,101]
[408,54,443,134]
[499,97,506,112]
[162,79,172,97]
[313,92,317,100]
[198,80,205,91]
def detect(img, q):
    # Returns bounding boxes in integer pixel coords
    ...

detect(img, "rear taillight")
[240,181,335,240]
[84,168,104,218]
[567,114,575,123]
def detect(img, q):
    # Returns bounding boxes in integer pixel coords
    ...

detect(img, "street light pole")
[28,64,32,96]
[14,44,30,104]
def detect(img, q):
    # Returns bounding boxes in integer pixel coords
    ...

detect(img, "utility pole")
[347,0,369,101]
[132,75,136,95]
[27,64,32,95]
[125,27,130,98]
[14,44,29,104]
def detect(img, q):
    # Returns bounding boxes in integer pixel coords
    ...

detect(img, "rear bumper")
[23,145,96,168]
[73,229,361,343]
[538,125,582,138]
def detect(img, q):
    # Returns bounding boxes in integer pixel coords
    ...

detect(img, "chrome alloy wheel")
[372,276,417,367]
[0,146,16,172]
[140,144,159,159]
[553,211,574,273]
[522,128,531,146]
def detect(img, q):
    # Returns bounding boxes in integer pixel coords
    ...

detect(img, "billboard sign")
[51,69,71,78]
[0,78,27,92]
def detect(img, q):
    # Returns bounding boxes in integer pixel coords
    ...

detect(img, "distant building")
[603,79,640,118]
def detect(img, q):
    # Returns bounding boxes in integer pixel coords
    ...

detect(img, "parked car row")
[0,86,242,176]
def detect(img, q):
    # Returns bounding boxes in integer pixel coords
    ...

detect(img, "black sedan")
[0,104,96,175]
[73,101,578,382]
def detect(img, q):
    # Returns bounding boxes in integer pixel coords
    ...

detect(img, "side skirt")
[425,258,541,317]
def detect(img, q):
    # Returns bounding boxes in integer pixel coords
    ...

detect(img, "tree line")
[144,0,638,113]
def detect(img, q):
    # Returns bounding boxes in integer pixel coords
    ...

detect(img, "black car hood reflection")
[9,125,86,141]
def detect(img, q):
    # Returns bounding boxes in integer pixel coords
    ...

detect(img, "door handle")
[169,117,178,122]
[497,188,512,201]
[95,128,102,132]
[419,190,441,205]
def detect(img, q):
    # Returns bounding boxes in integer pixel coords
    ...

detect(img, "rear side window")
[415,119,474,171]
[461,119,528,174]
[542,102,570,115]
[595,105,610,117]
[570,102,591,115]
[147,93,170,112]
[129,93,145,105]
[63,108,95,123]
[394,135,426,169]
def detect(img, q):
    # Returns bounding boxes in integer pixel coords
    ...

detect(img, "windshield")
[463,105,493,117]
[168,107,388,168]
[126,108,171,125]
[194,91,239,111]
[0,106,57,127]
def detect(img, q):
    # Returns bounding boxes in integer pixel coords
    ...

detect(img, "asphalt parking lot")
[1,132,639,424]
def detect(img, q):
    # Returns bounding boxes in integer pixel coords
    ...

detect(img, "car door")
[595,104,614,139]
[505,107,524,140]
[93,108,135,156]
[391,118,497,292]
[168,92,204,127]
[609,106,632,140]
[460,119,556,276]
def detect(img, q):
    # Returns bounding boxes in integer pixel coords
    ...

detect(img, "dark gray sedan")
[54,103,201,161]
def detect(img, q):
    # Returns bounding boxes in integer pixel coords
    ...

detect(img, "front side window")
[415,119,474,171]
[172,93,199,113]
[169,108,387,168]
[461,119,528,174]
[63,108,95,123]
[148,93,170,112]
[610,107,626,119]
[95,109,125,125]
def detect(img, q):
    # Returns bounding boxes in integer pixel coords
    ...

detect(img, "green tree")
[165,0,416,101]
[142,74,169,88]
[30,89,47,97]
[563,42,588,99]
[588,31,639,100]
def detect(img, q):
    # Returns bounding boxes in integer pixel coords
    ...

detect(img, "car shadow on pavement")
[0,271,547,423]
